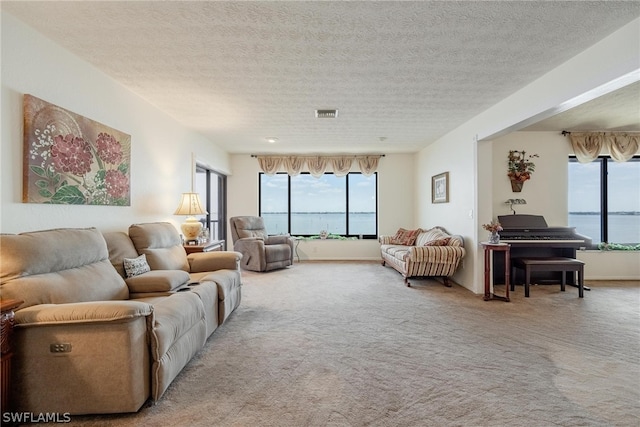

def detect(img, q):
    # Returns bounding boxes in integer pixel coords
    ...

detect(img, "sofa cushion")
[416,227,450,246]
[129,223,190,271]
[381,245,410,262]
[103,231,140,278]
[233,216,267,240]
[0,228,129,309]
[390,228,421,245]
[424,237,451,246]
[125,270,190,293]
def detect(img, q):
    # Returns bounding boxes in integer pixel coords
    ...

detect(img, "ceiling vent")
[315,109,338,119]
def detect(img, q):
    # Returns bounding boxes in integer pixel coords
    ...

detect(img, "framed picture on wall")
[432,171,449,203]
[23,94,131,206]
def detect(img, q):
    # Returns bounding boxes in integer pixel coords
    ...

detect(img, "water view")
[569,212,640,244]
[263,212,376,236]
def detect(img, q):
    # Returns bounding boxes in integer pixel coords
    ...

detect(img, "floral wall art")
[23,95,131,205]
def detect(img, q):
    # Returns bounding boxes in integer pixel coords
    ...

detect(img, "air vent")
[315,109,338,119]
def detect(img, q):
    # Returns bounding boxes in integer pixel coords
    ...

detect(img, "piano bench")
[511,257,584,298]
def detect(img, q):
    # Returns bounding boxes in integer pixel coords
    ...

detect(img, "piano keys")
[492,214,592,286]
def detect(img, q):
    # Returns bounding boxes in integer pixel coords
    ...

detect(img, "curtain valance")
[255,155,383,177]
[566,132,640,163]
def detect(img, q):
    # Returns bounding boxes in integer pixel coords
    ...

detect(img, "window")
[259,172,378,238]
[195,165,227,245]
[568,156,640,246]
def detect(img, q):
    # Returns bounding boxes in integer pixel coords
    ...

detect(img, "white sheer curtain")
[330,156,353,177]
[306,156,329,178]
[569,132,639,163]
[255,154,383,177]
[358,155,381,176]
[283,156,305,176]
[257,156,283,175]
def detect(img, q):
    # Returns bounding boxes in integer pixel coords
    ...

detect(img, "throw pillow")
[123,254,151,278]
[390,228,421,246]
[424,237,451,246]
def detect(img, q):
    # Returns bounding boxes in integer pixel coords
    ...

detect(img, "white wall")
[491,132,570,227]
[416,18,640,293]
[227,153,415,260]
[1,12,230,233]
[492,131,640,281]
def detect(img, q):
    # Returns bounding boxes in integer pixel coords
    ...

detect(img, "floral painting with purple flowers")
[23,95,131,206]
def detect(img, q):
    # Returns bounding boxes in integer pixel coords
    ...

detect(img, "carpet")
[71,261,639,427]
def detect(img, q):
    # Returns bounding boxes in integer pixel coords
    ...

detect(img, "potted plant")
[507,150,539,192]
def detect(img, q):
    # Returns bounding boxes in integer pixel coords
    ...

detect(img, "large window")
[259,172,377,238]
[195,165,227,245]
[568,156,640,246]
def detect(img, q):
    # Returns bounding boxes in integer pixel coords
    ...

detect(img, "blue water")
[264,212,639,243]
[263,212,376,236]
[569,213,639,244]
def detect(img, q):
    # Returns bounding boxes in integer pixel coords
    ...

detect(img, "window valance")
[565,131,640,163]
[255,155,383,177]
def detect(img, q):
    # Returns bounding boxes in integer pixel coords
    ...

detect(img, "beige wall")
[227,153,415,260]
[1,13,230,233]
[415,18,640,293]
[2,12,638,287]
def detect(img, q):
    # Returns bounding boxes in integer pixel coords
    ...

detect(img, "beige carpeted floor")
[69,261,638,427]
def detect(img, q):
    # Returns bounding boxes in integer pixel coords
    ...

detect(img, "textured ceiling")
[3,1,640,154]
[521,80,640,133]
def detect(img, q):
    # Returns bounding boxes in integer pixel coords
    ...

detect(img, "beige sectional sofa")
[0,222,242,415]
[379,226,466,287]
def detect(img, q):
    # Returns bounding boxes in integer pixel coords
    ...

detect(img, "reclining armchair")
[230,216,294,272]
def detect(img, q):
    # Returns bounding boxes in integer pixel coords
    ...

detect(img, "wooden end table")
[481,242,510,302]
[183,239,225,254]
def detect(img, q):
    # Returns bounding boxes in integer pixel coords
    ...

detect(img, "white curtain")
[330,156,353,177]
[358,155,381,176]
[569,132,639,163]
[609,133,640,162]
[283,156,305,176]
[306,156,329,178]
[255,154,383,177]
[257,156,283,175]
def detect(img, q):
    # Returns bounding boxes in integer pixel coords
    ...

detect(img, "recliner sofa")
[230,216,294,271]
[0,222,242,415]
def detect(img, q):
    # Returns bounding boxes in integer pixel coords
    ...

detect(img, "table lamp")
[174,192,207,242]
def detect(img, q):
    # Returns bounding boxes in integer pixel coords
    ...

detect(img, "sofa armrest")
[265,235,293,246]
[125,270,190,293]
[15,301,153,327]
[187,251,242,273]
[379,235,394,244]
[408,246,466,263]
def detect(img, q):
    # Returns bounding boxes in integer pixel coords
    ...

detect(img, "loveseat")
[0,222,242,415]
[379,226,466,287]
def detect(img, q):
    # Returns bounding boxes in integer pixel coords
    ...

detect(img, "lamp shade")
[174,193,207,216]
[174,193,207,242]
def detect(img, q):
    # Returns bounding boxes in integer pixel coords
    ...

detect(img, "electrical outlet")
[50,343,72,353]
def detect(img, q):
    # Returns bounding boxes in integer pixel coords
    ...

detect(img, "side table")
[481,242,510,302]
[183,239,225,254]
[1,299,23,416]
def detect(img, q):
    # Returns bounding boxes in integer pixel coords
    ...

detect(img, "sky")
[261,173,376,213]
[568,160,640,212]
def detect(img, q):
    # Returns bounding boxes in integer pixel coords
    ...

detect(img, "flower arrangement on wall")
[23,95,131,205]
[507,150,539,192]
